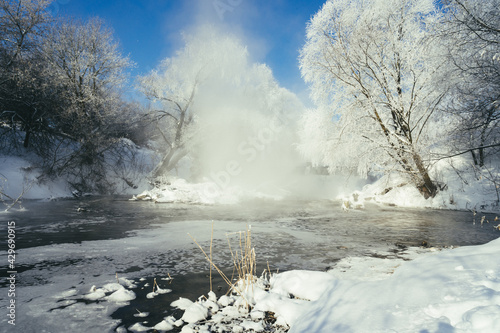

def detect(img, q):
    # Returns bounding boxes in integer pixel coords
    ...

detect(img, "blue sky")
[52,0,326,104]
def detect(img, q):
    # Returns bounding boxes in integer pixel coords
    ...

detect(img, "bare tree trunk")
[153,150,174,178]
[23,130,30,148]
[471,150,478,166]
[153,147,188,178]
[412,152,437,199]
[478,148,485,167]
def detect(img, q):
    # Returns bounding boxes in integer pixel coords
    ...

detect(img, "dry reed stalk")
[227,232,238,286]
[210,222,214,292]
[188,233,233,289]
[189,225,257,307]
[225,226,257,291]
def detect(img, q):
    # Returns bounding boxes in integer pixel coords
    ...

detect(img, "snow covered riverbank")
[342,159,500,214]
[162,238,500,333]
[287,237,500,333]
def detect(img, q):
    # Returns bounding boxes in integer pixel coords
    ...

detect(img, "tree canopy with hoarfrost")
[442,0,500,167]
[299,0,449,198]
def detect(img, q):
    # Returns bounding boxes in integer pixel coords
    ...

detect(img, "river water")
[0,197,499,332]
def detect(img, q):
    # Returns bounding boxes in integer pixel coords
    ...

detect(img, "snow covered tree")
[442,0,500,167]
[0,0,51,67]
[43,17,132,137]
[41,17,134,192]
[299,0,449,198]
[0,4,144,193]
[138,43,202,178]
[0,0,54,150]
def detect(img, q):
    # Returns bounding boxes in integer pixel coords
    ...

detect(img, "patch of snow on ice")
[153,319,175,331]
[106,287,136,302]
[128,322,151,332]
[181,302,209,324]
[171,297,194,310]
[83,286,106,301]
[270,270,337,301]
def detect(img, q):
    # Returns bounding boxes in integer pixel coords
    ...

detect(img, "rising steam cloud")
[178,26,305,194]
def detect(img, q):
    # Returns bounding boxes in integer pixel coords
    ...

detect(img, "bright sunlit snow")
[287,238,500,332]
[165,238,500,333]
